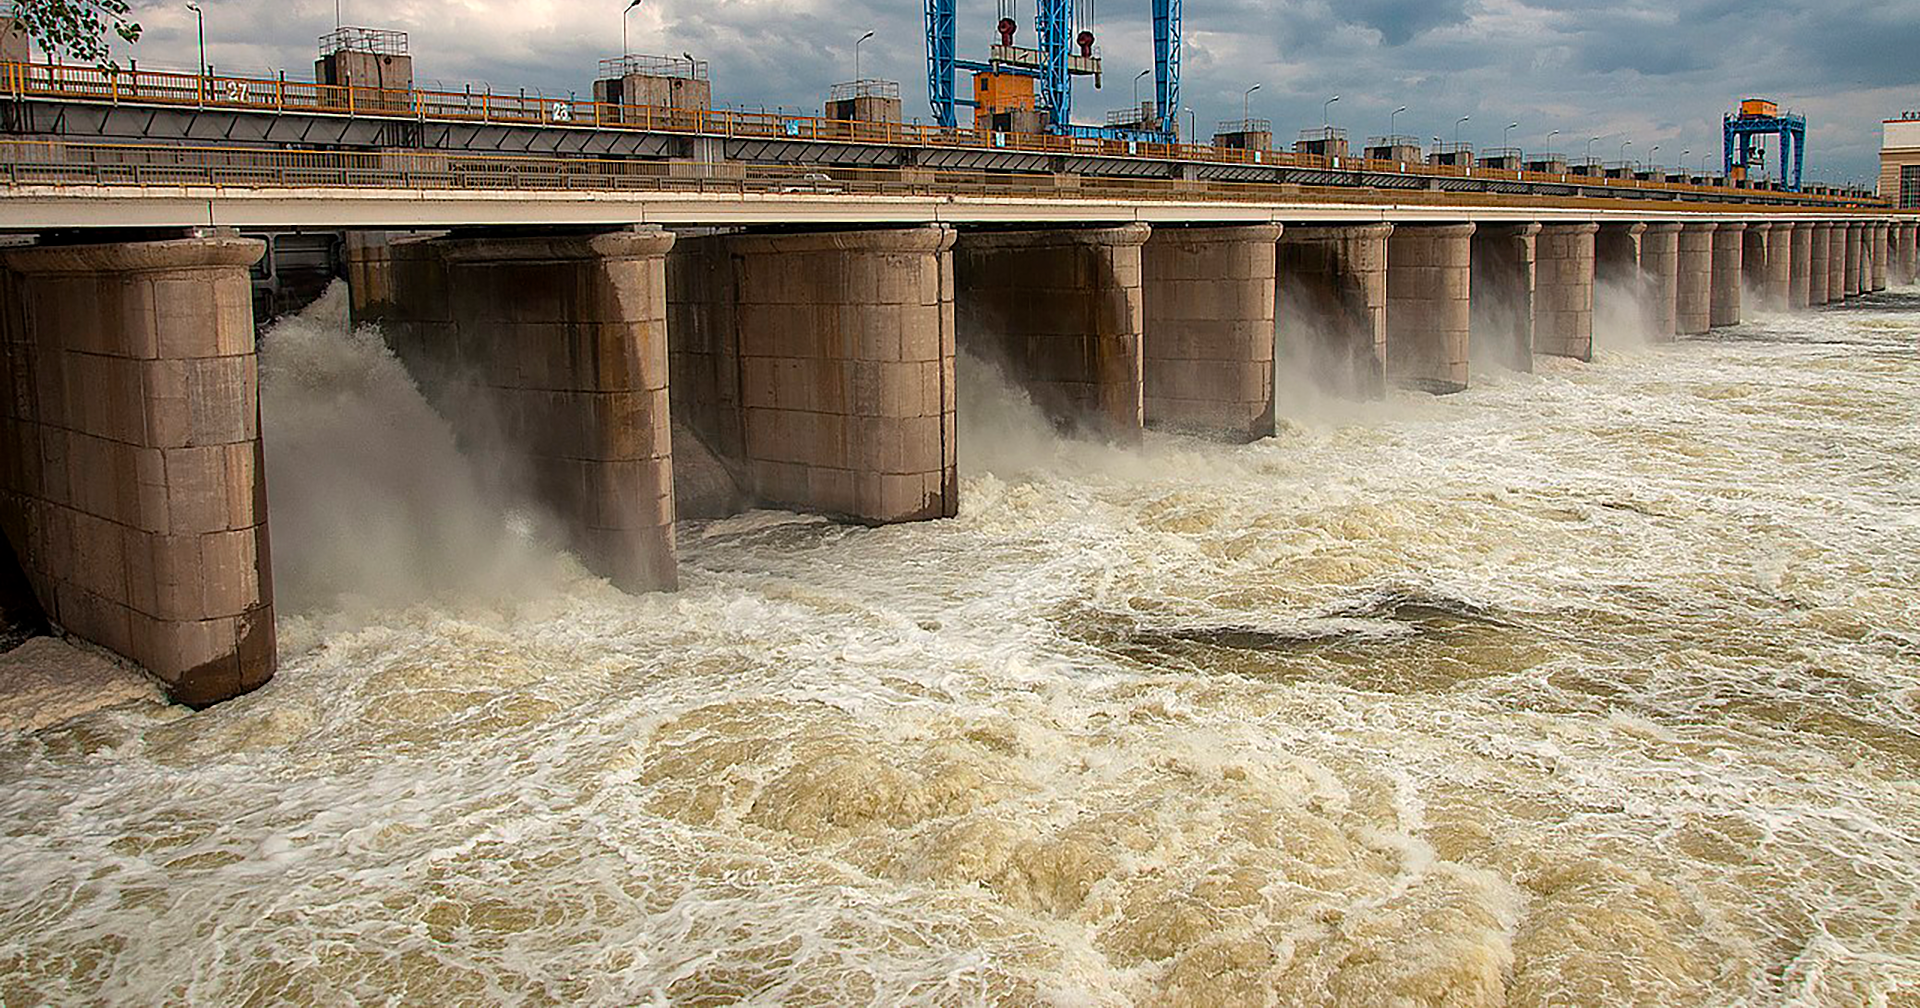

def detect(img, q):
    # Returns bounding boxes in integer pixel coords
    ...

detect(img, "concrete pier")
[670,226,958,524]
[1901,222,1919,284]
[1710,223,1744,327]
[1675,223,1716,335]
[1809,224,1831,306]
[1870,222,1889,292]
[1828,222,1849,302]
[1535,223,1599,360]
[1386,223,1475,392]
[0,233,275,706]
[1640,223,1682,339]
[1788,223,1813,309]
[1843,223,1862,298]
[1141,224,1281,440]
[1595,223,1644,289]
[1468,223,1539,371]
[1275,224,1392,398]
[955,225,1150,436]
[1759,223,1792,311]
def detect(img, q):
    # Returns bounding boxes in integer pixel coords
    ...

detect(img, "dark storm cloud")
[116,0,1912,186]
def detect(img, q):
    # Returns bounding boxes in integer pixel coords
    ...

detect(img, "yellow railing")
[0,60,1890,209]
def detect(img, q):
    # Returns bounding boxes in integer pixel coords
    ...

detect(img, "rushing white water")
[2,286,1918,1005]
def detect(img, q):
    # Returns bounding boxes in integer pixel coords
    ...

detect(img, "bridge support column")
[1843,223,1863,298]
[1828,223,1849,302]
[955,224,1150,436]
[1141,224,1282,441]
[669,227,958,523]
[1595,223,1643,289]
[1870,222,1890,291]
[1640,223,1682,339]
[1535,223,1598,360]
[1899,222,1919,284]
[1809,224,1832,306]
[0,233,275,706]
[1676,223,1716,335]
[1751,223,1791,310]
[1469,223,1539,372]
[1275,223,1392,398]
[1710,222,1745,327]
[1387,223,1475,392]
[1788,222,1813,309]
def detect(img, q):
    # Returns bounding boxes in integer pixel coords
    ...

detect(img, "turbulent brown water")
[2,284,1918,1005]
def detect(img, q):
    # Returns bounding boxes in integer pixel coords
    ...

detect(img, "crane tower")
[1724,98,1805,191]
[924,0,1182,142]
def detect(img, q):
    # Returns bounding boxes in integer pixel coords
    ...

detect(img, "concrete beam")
[0,233,275,706]
[1536,223,1599,360]
[1141,224,1283,441]
[1276,223,1392,400]
[1387,223,1475,393]
[955,224,1150,437]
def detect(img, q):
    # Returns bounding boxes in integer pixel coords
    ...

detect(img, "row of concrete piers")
[1,216,1914,704]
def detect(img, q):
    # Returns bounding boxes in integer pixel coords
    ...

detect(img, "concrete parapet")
[1787,223,1813,309]
[1276,223,1392,399]
[669,226,958,524]
[1386,223,1475,392]
[1710,222,1744,327]
[1870,222,1889,292]
[954,224,1150,437]
[1809,224,1831,306]
[1639,223,1682,339]
[1535,223,1598,360]
[1842,223,1863,297]
[1141,224,1282,441]
[1469,223,1539,371]
[1675,222,1716,335]
[0,234,275,707]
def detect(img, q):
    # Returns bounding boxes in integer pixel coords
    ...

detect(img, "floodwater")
[2,285,1918,1006]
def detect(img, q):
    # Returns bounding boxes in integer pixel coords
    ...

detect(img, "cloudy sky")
[112,0,1917,186]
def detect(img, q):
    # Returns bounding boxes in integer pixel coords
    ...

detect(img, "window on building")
[1904,164,1920,209]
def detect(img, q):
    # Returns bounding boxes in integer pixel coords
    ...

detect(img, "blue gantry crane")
[924,0,1182,142]
[1724,98,1805,191]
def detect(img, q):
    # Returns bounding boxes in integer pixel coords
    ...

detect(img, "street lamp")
[1546,128,1560,151]
[1649,144,1660,170]
[1243,83,1261,124]
[855,30,875,81]
[1586,135,1599,163]
[1323,94,1339,127]
[185,2,206,79]
[1389,105,1407,136]
[622,0,642,57]
[1619,139,1632,163]
[1681,148,1691,176]
[1503,121,1518,151]
[1133,68,1150,111]
[1454,114,1470,146]
[1184,106,1196,143]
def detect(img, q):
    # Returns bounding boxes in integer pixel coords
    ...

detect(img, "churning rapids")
[3,284,1919,1006]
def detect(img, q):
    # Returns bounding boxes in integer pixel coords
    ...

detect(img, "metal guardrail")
[0,61,1890,209]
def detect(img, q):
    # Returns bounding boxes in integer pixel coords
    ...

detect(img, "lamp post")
[1649,144,1659,171]
[1185,106,1196,143]
[1243,83,1261,124]
[1503,121,1518,151]
[1586,135,1599,164]
[1546,128,1559,152]
[1454,114,1469,147]
[1133,68,1150,112]
[185,2,206,79]
[1390,105,1407,136]
[1681,148,1691,177]
[1323,94,1339,127]
[1619,138,1631,164]
[622,0,641,57]
[855,30,874,81]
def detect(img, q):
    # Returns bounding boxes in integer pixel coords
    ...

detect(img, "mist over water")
[3,286,1919,1004]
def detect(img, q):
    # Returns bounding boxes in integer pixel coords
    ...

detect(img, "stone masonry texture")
[1141,224,1281,441]
[1535,223,1599,360]
[1387,222,1476,392]
[1276,224,1392,398]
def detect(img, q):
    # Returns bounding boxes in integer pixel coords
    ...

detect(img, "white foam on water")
[1,290,1917,1004]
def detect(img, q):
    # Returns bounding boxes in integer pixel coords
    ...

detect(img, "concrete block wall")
[1141,224,1281,441]
[1535,223,1598,360]
[669,227,958,524]
[1386,223,1475,393]
[1469,223,1538,372]
[1276,224,1391,399]
[1788,223,1813,309]
[954,225,1150,436]
[1640,223,1682,339]
[1809,224,1831,306]
[1676,223,1716,335]
[1710,223,1745,327]
[0,235,275,706]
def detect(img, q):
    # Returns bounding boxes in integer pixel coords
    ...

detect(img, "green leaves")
[10,0,144,68]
